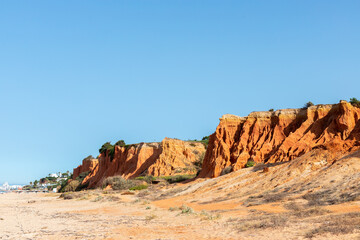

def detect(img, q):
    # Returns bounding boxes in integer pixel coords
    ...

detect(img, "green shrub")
[245,159,256,168]
[61,180,80,192]
[115,140,126,147]
[350,97,360,107]
[169,206,180,211]
[60,193,76,200]
[83,155,93,161]
[76,171,90,182]
[160,174,195,184]
[200,136,210,148]
[99,142,115,160]
[135,175,155,184]
[99,142,113,154]
[102,176,137,190]
[269,108,274,112]
[180,205,194,214]
[202,136,209,141]
[124,144,134,149]
[144,175,155,184]
[129,184,148,191]
[304,101,314,108]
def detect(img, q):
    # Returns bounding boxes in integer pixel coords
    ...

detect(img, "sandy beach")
[1,179,359,240]
[0,192,239,240]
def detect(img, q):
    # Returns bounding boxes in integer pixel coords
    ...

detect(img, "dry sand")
[1,150,360,239]
[0,192,238,240]
[0,188,359,240]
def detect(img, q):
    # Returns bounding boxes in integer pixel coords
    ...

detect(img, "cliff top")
[220,102,341,121]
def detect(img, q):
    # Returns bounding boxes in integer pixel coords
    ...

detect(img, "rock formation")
[73,138,206,188]
[199,101,360,178]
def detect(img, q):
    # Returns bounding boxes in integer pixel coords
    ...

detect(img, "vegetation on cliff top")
[303,101,314,108]
[186,135,210,148]
[350,97,360,107]
[98,140,126,161]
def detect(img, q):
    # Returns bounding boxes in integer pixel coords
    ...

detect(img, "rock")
[199,101,360,178]
[121,191,135,195]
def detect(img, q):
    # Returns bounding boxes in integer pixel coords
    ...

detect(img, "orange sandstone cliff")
[73,138,205,188]
[73,157,99,180]
[199,101,360,178]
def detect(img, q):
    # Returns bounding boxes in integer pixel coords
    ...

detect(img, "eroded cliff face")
[73,157,98,180]
[73,138,206,188]
[199,101,360,178]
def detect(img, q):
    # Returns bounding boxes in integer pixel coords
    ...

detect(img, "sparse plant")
[142,200,150,205]
[304,212,360,238]
[237,214,287,232]
[145,214,157,221]
[180,205,194,214]
[61,180,80,192]
[76,171,90,182]
[160,174,195,184]
[137,190,150,198]
[135,175,155,184]
[83,155,94,161]
[199,210,221,220]
[304,101,314,108]
[169,206,180,211]
[284,202,331,218]
[91,196,103,202]
[60,192,76,200]
[201,136,210,148]
[220,166,233,175]
[245,159,256,168]
[268,108,274,112]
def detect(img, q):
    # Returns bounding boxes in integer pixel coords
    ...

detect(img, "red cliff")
[199,101,360,178]
[73,138,206,188]
[73,156,98,180]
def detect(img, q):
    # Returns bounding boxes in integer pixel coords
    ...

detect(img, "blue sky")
[0,1,359,184]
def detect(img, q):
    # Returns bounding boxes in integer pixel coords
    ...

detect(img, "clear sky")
[0,1,359,185]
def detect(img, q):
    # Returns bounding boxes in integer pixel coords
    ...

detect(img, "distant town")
[0,171,72,193]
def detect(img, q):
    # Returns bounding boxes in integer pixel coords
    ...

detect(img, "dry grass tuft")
[168,206,180,212]
[198,210,221,221]
[284,202,331,218]
[237,214,287,232]
[145,214,157,222]
[305,212,360,238]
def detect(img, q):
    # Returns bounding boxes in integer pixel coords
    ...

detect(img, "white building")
[0,182,23,191]
[49,173,58,178]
